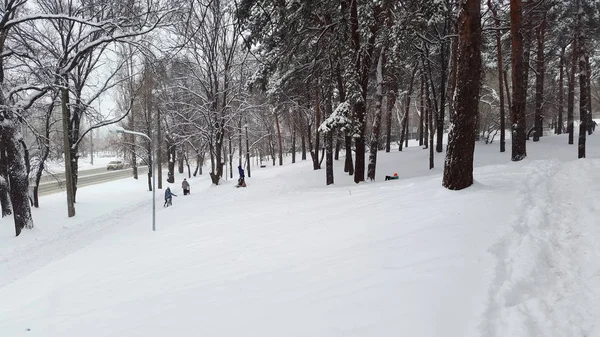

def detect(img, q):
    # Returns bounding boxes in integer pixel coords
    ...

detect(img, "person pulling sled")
[182,178,190,195]
[164,187,177,207]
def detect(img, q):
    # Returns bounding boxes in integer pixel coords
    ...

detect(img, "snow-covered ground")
[1,134,600,337]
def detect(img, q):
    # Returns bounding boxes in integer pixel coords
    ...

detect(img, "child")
[164,187,177,207]
[237,165,246,187]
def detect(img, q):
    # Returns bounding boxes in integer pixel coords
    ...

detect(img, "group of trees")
[0,0,170,236]
[2,0,599,236]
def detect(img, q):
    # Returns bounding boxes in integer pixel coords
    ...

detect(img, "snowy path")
[483,159,600,336]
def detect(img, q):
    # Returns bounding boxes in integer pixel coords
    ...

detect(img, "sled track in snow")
[482,160,600,337]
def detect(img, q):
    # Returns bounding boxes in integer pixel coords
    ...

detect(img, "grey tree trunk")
[368,48,385,181]
[533,14,546,142]
[567,39,577,145]
[443,0,482,190]
[557,47,564,135]
[510,0,527,161]
[61,86,76,217]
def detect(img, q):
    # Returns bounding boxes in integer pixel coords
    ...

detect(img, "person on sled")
[385,173,399,181]
[164,187,177,207]
[237,165,246,187]
[182,178,190,195]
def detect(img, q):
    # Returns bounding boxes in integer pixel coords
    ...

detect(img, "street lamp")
[114,126,156,231]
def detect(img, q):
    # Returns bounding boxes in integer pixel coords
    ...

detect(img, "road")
[37,166,149,196]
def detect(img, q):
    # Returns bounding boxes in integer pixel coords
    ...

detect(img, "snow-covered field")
[1,134,600,337]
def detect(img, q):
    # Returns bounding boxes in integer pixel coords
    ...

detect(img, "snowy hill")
[1,135,600,337]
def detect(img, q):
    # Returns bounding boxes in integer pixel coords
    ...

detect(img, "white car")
[106,161,125,170]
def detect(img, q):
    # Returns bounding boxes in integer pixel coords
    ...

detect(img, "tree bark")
[368,49,385,180]
[325,87,334,185]
[557,46,565,135]
[577,0,587,159]
[533,13,546,142]
[418,73,425,146]
[167,137,175,183]
[399,66,419,152]
[274,109,283,166]
[586,54,593,135]
[301,125,307,161]
[443,0,482,190]
[428,83,434,169]
[178,148,184,174]
[61,86,76,217]
[448,30,459,125]
[3,123,34,236]
[156,106,163,189]
[385,80,398,152]
[436,21,448,153]
[423,72,429,150]
[489,0,506,152]
[0,135,11,217]
[291,126,296,163]
[567,39,577,145]
[245,118,251,178]
[510,0,527,161]
[311,89,321,170]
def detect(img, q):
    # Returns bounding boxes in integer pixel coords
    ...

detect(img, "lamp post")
[115,127,156,231]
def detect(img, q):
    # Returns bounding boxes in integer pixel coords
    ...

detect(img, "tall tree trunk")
[178,148,184,174]
[577,2,587,158]
[510,0,527,161]
[429,93,434,170]
[447,31,459,125]
[423,73,429,150]
[156,107,163,189]
[489,0,506,152]
[443,0,482,190]
[533,13,546,142]
[436,21,448,153]
[586,54,593,135]
[334,131,340,160]
[61,86,76,217]
[325,86,334,185]
[400,66,419,152]
[385,80,398,152]
[419,73,425,146]
[274,109,283,166]
[245,118,251,178]
[368,48,385,180]
[557,46,565,135]
[229,136,233,179]
[349,0,379,184]
[167,137,175,183]
[291,126,296,163]
[184,152,191,178]
[3,121,34,236]
[301,128,307,161]
[503,70,512,112]
[312,89,321,170]
[238,118,243,167]
[33,97,55,208]
[0,136,11,217]
[567,39,577,145]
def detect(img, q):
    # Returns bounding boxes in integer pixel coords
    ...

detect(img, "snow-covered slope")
[1,135,599,337]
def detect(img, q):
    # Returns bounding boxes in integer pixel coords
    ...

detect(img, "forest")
[0,0,599,236]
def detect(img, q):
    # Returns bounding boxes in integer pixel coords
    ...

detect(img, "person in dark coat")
[182,179,190,195]
[237,165,246,187]
[164,187,177,207]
